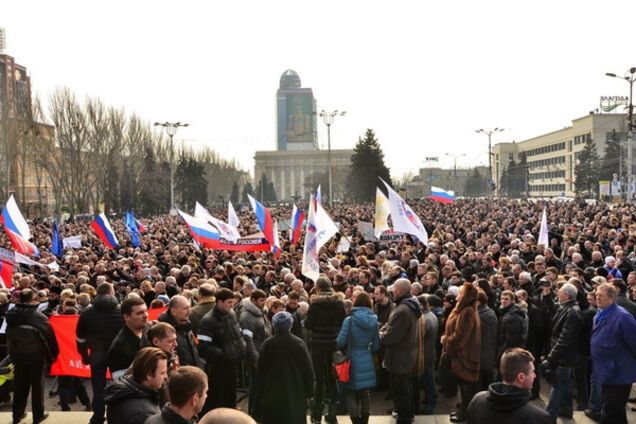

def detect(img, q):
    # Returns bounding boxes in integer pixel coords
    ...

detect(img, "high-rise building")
[0,53,32,120]
[276,69,317,151]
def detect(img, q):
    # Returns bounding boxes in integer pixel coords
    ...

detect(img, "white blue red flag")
[178,209,221,249]
[316,185,322,204]
[301,194,321,282]
[289,204,305,244]
[381,179,428,246]
[247,195,275,247]
[194,202,240,243]
[228,201,240,229]
[91,213,119,249]
[430,186,455,204]
[0,256,13,288]
[1,194,31,240]
[272,220,281,258]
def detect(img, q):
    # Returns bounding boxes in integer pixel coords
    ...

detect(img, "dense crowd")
[1,198,636,424]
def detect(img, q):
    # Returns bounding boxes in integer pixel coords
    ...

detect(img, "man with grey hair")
[541,282,582,421]
[158,295,201,367]
[380,279,421,424]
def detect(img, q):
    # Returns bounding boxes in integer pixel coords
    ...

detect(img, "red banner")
[148,306,167,321]
[50,315,96,378]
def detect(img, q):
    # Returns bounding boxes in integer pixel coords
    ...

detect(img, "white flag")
[381,179,428,245]
[194,201,240,242]
[538,208,549,247]
[314,200,339,250]
[374,187,391,238]
[336,237,351,253]
[228,201,240,229]
[302,195,321,282]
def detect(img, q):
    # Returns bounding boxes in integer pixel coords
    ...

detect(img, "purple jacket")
[591,303,636,385]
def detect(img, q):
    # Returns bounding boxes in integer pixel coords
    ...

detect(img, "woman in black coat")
[255,311,315,424]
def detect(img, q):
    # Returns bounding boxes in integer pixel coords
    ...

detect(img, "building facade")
[0,53,32,121]
[406,166,490,199]
[276,69,318,151]
[254,149,353,202]
[492,113,628,198]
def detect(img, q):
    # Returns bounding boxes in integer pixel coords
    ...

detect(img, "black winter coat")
[496,304,528,361]
[158,311,201,367]
[76,295,122,365]
[104,375,160,424]
[255,331,314,424]
[144,404,195,424]
[477,305,498,370]
[547,299,582,366]
[466,383,551,424]
[380,295,422,375]
[108,325,143,379]
[304,291,346,353]
[197,306,246,368]
[6,303,59,363]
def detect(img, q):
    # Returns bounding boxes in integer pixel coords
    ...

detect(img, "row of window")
[525,142,566,157]
[528,170,566,180]
[528,156,566,169]
[528,184,566,192]
[574,133,592,145]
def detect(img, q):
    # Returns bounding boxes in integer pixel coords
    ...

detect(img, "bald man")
[158,295,201,367]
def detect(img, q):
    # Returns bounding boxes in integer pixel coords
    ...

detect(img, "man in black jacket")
[197,288,248,414]
[496,290,528,366]
[108,296,148,380]
[104,347,167,424]
[467,348,551,424]
[380,279,422,424]
[76,282,122,424]
[145,366,208,424]
[304,276,346,424]
[158,295,201,367]
[6,288,59,424]
[541,282,582,422]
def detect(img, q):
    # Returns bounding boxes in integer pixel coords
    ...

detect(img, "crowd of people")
[1,198,636,424]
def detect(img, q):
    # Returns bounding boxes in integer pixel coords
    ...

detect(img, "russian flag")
[0,194,31,240]
[247,195,275,247]
[177,210,221,249]
[135,218,146,234]
[272,220,281,258]
[289,204,305,244]
[430,186,455,204]
[91,213,120,249]
[5,228,39,257]
[0,258,13,289]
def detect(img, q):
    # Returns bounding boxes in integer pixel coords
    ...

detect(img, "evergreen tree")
[575,138,601,197]
[256,173,277,203]
[241,181,254,204]
[600,129,622,181]
[465,169,487,197]
[499,166,510,197]
[176,155,208,211]
[348,129,392,202]
[139,147,170,215]
[230,181,240,204]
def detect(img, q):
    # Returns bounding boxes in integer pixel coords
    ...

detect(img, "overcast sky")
[4,1,636,180]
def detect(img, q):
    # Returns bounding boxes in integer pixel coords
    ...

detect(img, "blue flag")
[125,212,141,248]
[51,221,62,257]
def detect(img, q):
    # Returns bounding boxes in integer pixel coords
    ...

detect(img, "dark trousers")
[204,363,238,414]
[89,352,108,424]
[601,384,631,424]
[58,376,90,410]
[573,355,589,409]
[311,350,337,419]
[13,356,45,422]
[478,368,494,392]
[389,373,413,424]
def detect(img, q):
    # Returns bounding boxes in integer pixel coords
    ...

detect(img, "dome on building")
[279,69,301,89]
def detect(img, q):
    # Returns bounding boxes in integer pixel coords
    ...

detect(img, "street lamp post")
[153,121,189,214]
[318,110,346,208]
[606,68,636,202]
[445,153,466,195]
[476,128,505,198]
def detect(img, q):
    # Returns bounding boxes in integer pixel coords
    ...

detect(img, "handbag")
[333,319,353,383]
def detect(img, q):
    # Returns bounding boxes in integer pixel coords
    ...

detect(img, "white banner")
[62,235,83,249]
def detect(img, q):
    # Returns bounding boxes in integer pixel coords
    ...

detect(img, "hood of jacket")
[350,307,378,330]
[504,303,527,319]
[158,311,192,333]
[397,295,422,319]
[104,375,158,405]
[243,300,265,318]
[92,294,119,312]
[6,303,38,325]
[311,291,341,303]
[486,382,530,412]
